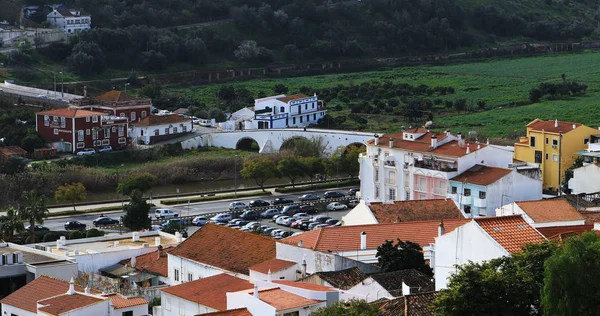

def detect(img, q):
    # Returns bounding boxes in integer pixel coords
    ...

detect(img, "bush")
[42,232,59,242]
[274,179,360,193]
[25,235,39,244]
[161,190,272,205]
[86,228,105,238]
[69,230,83,240]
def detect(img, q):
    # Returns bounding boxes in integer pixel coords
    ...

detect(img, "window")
[179,302,185,315]
[84,129,89,136]
[375,186,380,198]
[529,136,536,147]
[553,154,559,162]
[187,273,193,282]
[173,127,178,133]
[552,139,558,146]
[112,126,116,132]
[53,129,59,135]
[388,188,396,200]
[463,188,471,196]
[305,104,308,110]
[174,268,180,281]
[44,115,49,126]
[300,116,303,123]
[92,129,98,140]
[545,137,548,144]
[131,112,136,121]
[141,111,147,118]
[94,140,102,146]
[479,191,486,199]
[312,102,315,109]
[313,113,316,120]
[141,130,144,136]
[77,142,85,148]
[375,169,379,182]
[78,130,84,141]
[387,170,396,185]
[154,129,159,136]
[451,186,457,194]
[183,126,187,132]
[280,106,285,113]
[585,138,590,144]
[165,298,171,311]
[534,150,542,163]
[165,127,170,134]
[86,116,90,122]
[120,113,126,118]
[102,139,110,145]
[104,128,110,138]
[118,126,124,137]
[545,153,549,160]
[118,137,126,144]
[60,117,66,128]
[122,311,133,316]
[92,116,98,123]
[292,117,296,124]
[464,205,471,214]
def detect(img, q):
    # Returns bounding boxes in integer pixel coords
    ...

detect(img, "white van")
[211,213,233,223]
[155,209,179,219]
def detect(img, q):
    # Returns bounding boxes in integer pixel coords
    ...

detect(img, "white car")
[211,213,232,223]
[275,216,290,226]
[37,95,49,99]
[293,213,311,220]
[155,209,179,219]
[326,202,348,211]
[76,148,96,156]
[271,229,285,237]
[229,201,247,211]
[242,222,261,231]
[98,146,112,153]
[192,216,208,226]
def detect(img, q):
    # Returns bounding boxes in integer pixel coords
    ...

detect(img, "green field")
[166,51,600,138]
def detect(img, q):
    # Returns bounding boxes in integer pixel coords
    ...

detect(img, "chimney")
[402,282,410,296]
[130,256,137,268]
[389,138,394,148]
[155,237,161,247]
[466,143,470,154]
[84,285,90,294]
[431,135,437,148]
[298,240,303,248]
[132,232,139,242]
[66,277,75,295]
[267,269,272,282]
[438,220,445,237]
[555,119,558,128]
[360,231,367,250]
[301,255,307,278]
[457,132,462,140]
[573,124,576,129]
[157,245,163,260]
[374,135,379,145]
[83,86,87,97]
[253,284,259,298]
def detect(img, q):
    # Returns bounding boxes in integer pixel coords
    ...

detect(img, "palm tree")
[0,207,25,242]
[19,190,49,243]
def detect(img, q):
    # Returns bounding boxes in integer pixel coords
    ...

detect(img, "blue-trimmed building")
[249,93,327,129]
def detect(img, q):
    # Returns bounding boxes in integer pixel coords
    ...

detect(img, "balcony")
[414,184,427,192]
[414,160,457,172]
[447,193,458,201]
[433,187,447,196]
[404,181,410,189]
[474,197,487,208]
[460,195,472,205]
[384,160,396,167]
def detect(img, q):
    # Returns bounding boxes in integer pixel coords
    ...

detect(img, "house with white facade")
[47,7,91,36]
[130,114,193,145]
[359,128,514,204]
[568,163,600,194]
[434,215,546,290]
[448,164,542,217]
[495,198,585,228]
[342,199,464,226]
[248,258,298,283]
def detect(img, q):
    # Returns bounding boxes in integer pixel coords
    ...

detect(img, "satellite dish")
[424,121,433,127]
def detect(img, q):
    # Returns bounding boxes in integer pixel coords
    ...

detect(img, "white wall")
[30,261,78,281]
[69,300,110,315]
[227,292,277,316]
[341,200,378,226]
[167,254,246,286]
[569,164,600,194]
[74,247,157,273]
[456,145,513,174]
[340,278,391,302]
[161,292,218,316]
[2,305,34,316]
[434,221,508,290]
[249,267,296,283]
[131,121,193,145]
[113,304,148,316]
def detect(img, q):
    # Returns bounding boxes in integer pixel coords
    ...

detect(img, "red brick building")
[69,90,152,123]
[36,108,128,153]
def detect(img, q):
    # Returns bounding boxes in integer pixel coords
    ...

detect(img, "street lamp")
[60,71,64,97]
[124,83,130,93]
[118,164,125,208]
[53,72,57,97]
[234,155,239,198]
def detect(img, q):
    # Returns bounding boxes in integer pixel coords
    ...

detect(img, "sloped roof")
[102,294,147,309]
[370,269,434,294]
[257,288,324,311]
[0,145,28,156]
[161,273,253,310]
[203,308,252,316]
[536,225,594,239]
[95,90,135,102]
[272,280,334,291]
[280,219,470,252]
[169,223,276,275]
[37,108,103,118]
[579,210,600,225]
[376,292,439,316]
[516,198,584,223]
[450,165,513,186]
[134,114,190,127]
[37,293,104,315]
[276,94,310,103]
[367,132,486,158]
[248,258,296,274]
[527,119,582,134]
[173,108,188,115]
[475,215,546,254]
[120,246,174,277]
[368,199,463,224]
[56,7,90,17]
[312,267,367,290]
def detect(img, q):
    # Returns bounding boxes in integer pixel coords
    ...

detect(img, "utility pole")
[234,155,239,198]
[53,72,57,97]
[60,70,64,97]
[124,82,130,93]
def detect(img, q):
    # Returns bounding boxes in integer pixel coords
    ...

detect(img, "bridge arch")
[342,142,367,156]
[279,136,312,152]
[236,137,260,152]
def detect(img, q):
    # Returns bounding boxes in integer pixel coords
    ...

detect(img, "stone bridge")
[181,128,377,155]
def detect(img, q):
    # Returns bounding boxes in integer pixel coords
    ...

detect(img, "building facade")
[70,90,152,124]
[36,108,128,153]
[46,7,91,36]
[130,114,193,145]
[248,94,326,129]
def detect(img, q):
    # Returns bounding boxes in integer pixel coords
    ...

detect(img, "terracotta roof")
[450,165,513,186]
[475,215,546,254]
[37,293,104,315]
[527,119,581,134]
[0,276,99,313]
[370,269,434,295]
[515,198,584,223]
[579,211,600,225]
[272,280,334,291]
[170,223,275,275]
[37,108,104,118]
[173,108,189,115]
[404,127,428,134]
[134,114,190,127]
[120,246,174,277]
[368,132,485,158]
[0,145,28,156]
[161,273,253,310]
[276,94,310,103]
[257,288,324,311]
[536,225,594,239]
[202,308,252,316]
[95,90,135,102]
[312,267,367,290]
[280,219,470,252]
[368,199,463,224]
[103,294,148,309]
[376,292,439,316]
[249,258,296,274]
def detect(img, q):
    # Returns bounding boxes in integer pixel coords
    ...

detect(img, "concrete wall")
[161,292,217,316]
[341,278,392,302]
[341,200,378,226]
[249,267,296,283]
[30,261,78,281]
[114,304,148,316]
[1,304,34,316]
[167,254,246,286]
[74,247,157,273]
[227,291,277,316]
[569,164,600,194]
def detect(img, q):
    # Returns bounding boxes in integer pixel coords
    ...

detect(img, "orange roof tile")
[0,145,27,156]
[475,215,546,254]
[280,219,470,252]
[368,132,485,158]
[0,276,99,313]
[368,199,463,224]
[404,127,428,134]
[276,94,310,103]
[134,114,190,127]
[579,211,600,225]
[161,273,252,310]
[37,108,104,118]
[450,165,513,186]
[95,90,136,102]
[516,198,584,223]
[272,280,334,291]
[203,308,252,316]
[37,293,104,315]
[103,294,148,309]
[527,119,582,134]
[257,288,324,311]
[169,223,276,275]
[249,259,297,274]
[536,225,594,239]
[120,246,174,277]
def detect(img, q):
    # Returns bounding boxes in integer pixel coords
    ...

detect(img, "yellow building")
[514,119,598,192]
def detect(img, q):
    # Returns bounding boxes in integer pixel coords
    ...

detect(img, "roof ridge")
[474,214,523,222]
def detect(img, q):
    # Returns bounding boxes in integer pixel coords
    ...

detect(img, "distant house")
[342,199,464,226]
[495,198,585,228]
[568,163,600,194]
[299,267,367,291]
[248,93,326,129]
[129,114,193,145]
[119,245,174,287]
[71,90,152,123]
[46,7,91,36]
[248,258,297,283]
[0,145,27,161]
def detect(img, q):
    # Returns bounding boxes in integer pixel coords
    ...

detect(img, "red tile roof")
[280,219,470,252]
[516,198,584,223]
[0,145,28,157]
[120,246,174,277]
[257,288,324,311]
[203,308,252,316]
[249,259,296,274]
[272,280,334,291]
[475,215,546,254]
[103,294,148,309]
[404,127,428,134]
[527,119,582,134]
[276,94,310,103]
[368,132,485,158]
[161,273,252,310]
[536,225,594,239]
[37,293,104,315]
[134,114,190,127]
[0,276,99,313]
[450,165,513,186]
[95,90,136,102]
[169,223,276,275]
[579,211,600,225]
[37,108,104,118]
[368,199,463,224]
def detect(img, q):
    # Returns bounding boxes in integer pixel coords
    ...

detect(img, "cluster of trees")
[529,76,588,103]
[0,190,49,243]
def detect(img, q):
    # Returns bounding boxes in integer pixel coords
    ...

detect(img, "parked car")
[325,219,341,226]
[211,213,233,223]
[150,225,162,231]
[263,227,277,234]
[242,222,261,231]
[315,224,330,230]
[64,221,86,230]
[161,218,184,229]
[292,218,311,229]
[192,216,209,226]
[25,224,49,231]
[229,201,247,211]
[227,220,249,228]
[77,148,96,156]
[154,209,179,219]
[261,208,280,219]
[272,214,286,222]
[348,199,360,207]
[93,217,119,226]
[276,231,293,239]
[291,232,303,237]
[281,205,301,216]
[273,198,294,205]
[98,146,113,153]
[307,222,322,231]
[275,216,291,226]
[348,188,360,197]
[313,215,331,224]
[281,217,295,227]
[271,229,285,237]
[298,194,320,201]
[240,210,260,220]
[327,202,348,211]
[323,191,345,199]
[37,95,49,99]
[293,213,312,220]
[299,205,318,214]
[249,200,270,208]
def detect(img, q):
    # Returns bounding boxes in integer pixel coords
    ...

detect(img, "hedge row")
[161,191,272,205]
[49,205,124,218]
[274,179,360,193]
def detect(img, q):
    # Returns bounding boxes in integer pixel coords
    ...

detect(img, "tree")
[376,239,432,275]
[0,207,24,241]
[19,190,49,242]
[67,41,107,75]
[312,299,377,316]
[542,232,600,316]
[273,84,289,94]
[122,190,151,231]
[529,87,543,103]
[453,98,467,113]
[117,173,158,196]
[0,156,28,175]
[277,156,305,186]
[139,50,167,71]
[55,183,87,212]
[302,157,326,182]
[240,157,279,192]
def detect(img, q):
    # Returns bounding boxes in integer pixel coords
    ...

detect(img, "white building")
[568,163,600,194]
[434,215,546,290]
[130,114,193,145]
[359,128,514,204]
[495,198,585,228]
[342,199,464,226]
[248,258,297,283]
[47,7,91,36]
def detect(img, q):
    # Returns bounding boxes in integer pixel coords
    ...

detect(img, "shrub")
[42,232,59,242]
[69,230,83,240]
[86,228,105,238]
[25,235,39,244]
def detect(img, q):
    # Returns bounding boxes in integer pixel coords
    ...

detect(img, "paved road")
[0,82,81,101]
